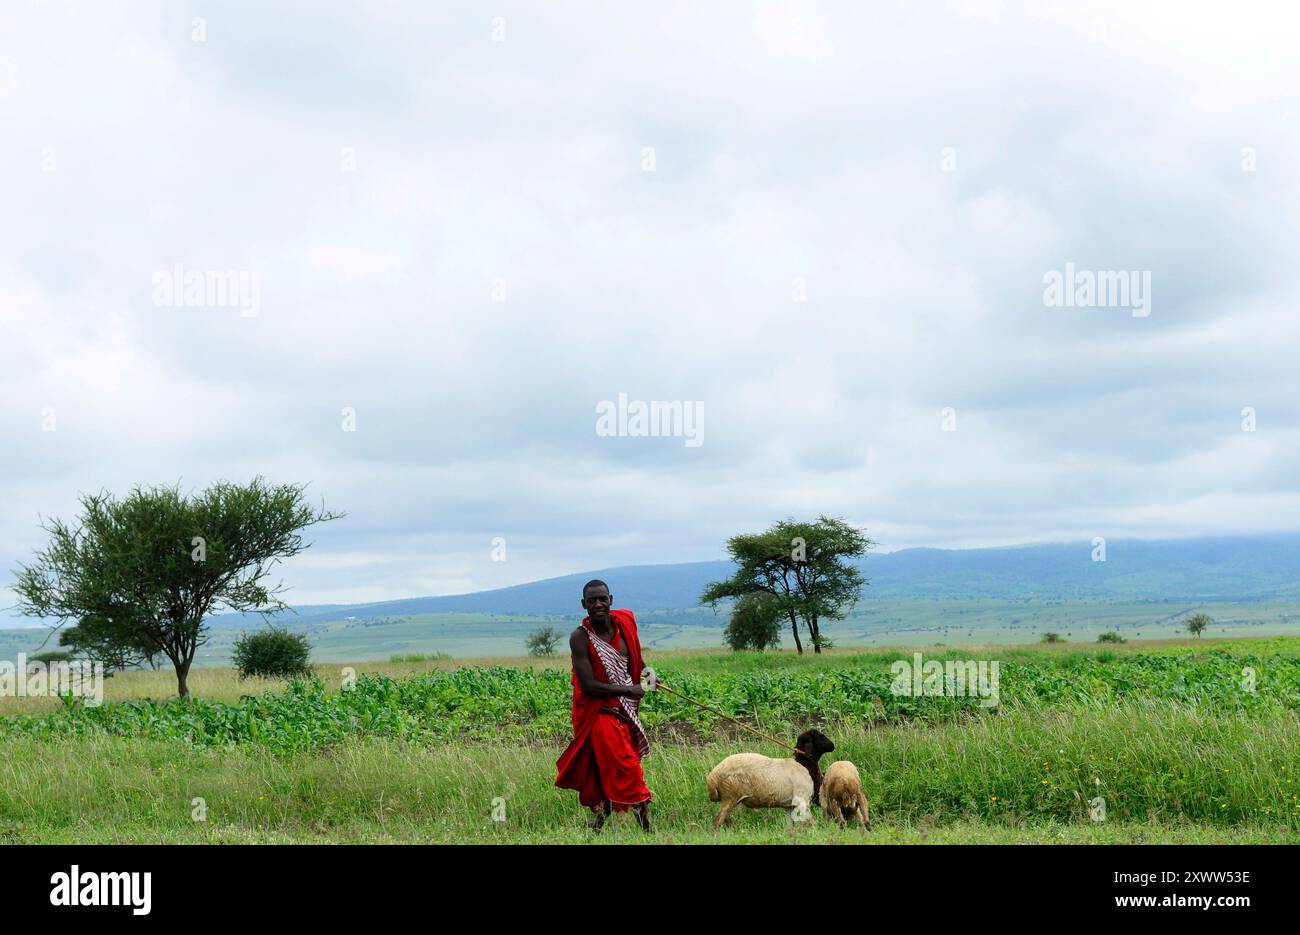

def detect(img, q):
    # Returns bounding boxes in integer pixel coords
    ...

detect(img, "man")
[554,579,652,831]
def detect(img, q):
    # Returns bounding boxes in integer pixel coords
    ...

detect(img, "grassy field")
[2,636,1299,844]
[3,631,1298,715]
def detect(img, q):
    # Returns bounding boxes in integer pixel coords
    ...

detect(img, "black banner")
[5,843,1286,920]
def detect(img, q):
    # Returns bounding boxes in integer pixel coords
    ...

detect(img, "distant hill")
[860,535,1300,602]
[191,533,1300,626]
[204,561,736,626]
[4,533,1295,631]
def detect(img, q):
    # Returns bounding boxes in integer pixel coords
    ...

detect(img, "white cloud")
[2,0,1299,607]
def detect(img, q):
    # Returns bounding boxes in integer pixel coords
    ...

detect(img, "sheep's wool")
[708,753,814,809]
[819,760,869,828]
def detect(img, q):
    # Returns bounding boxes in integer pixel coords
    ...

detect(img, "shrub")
[1040,632,1064,644]
[525,627,561,657]
[724,594,783,651]
[389,652,452,663]
[1097,631,1127,644]
[232,628,313,680]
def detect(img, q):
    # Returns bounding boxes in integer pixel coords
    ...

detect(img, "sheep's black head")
[795,729,835,759]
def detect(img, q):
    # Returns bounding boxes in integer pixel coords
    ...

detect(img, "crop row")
[2,650,1297,753]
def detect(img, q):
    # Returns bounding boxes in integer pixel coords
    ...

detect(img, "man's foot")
[586,802,611,832]
[634,801,651,832]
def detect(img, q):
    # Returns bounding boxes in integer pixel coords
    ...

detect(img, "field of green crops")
[2,637,1299,843]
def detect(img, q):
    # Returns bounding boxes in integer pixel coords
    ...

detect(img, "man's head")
[581,579,612,624]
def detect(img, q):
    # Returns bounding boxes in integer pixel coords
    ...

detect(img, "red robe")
[554,608,652,810]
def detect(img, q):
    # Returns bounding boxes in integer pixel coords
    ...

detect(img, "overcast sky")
[3,0,1298,608]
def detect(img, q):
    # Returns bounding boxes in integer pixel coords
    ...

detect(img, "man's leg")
[633,800,651,832]
[587,800,611,832]
[589,715,653,817]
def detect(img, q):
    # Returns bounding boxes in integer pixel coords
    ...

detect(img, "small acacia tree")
[525,626,561,656]
[702,516,873,654]
[1185,612,1210,638]
[13,478,341,697]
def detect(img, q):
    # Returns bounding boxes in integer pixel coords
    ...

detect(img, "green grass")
[2,704,1297,843]
[389,652,453,663]
[4,637,1299,843]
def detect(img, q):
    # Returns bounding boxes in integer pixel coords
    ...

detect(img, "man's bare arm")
[570,628,645,699]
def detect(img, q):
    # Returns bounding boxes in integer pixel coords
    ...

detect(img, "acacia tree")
[702,516,874,654]
[1185,612,1210,638]
[789,518,872,651]
[13,478,342,697]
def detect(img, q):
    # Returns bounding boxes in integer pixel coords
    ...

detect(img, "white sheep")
[706,729,836,830]
[819,759,870,829]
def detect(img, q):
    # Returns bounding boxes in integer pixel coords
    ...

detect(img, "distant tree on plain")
[28,650,73,665]
[702,516,873,654]
[526,626,561,656]
[1185,612,1211,638]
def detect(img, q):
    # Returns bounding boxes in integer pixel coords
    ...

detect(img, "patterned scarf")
[587,626,651,757]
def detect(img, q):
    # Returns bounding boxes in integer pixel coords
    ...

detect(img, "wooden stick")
[651,680,802,755]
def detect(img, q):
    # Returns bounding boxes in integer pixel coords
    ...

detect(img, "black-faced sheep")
[706,729,836,829]
[819,759,870,829]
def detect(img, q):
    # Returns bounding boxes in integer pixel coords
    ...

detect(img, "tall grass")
[1,702,1296,843]
[389,652,453,663]
[4,638,1297,843]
